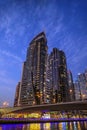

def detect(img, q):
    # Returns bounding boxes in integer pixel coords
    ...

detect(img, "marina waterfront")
[0,1,87,130]
[0,121,87,130]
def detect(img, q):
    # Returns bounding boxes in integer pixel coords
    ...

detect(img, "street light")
[82,94,86,100]
[2,101,9,108]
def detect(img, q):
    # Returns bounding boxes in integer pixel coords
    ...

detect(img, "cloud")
[0,49,22,63]
[0,49,22,104]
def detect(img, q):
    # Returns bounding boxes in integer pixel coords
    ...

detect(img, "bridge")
[0,101,87,114]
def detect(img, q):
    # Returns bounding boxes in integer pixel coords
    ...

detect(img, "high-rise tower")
[14,32,70,106]
[14,82,20,107]
[74,70,87,101]
[19,32,48,106]
[46,48,69,103]
[67,70,75,101]
[78,73,87,100]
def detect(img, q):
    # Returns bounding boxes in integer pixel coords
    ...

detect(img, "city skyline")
[0,0,87,106]
[14,32,70,107]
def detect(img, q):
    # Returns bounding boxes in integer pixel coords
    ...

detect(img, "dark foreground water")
[0,121,87,130]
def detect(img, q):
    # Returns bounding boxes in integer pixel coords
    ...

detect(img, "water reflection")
[0,126,2,130]
[0,121,87,130]
[23,123,41,130]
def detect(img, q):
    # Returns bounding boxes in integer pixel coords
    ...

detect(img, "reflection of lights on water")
[0,126,2,130]
[58,123,63,130]
[77,122,81,130]
[74,122,76,124]
[29,123,40,130]
[2,101,9,107]
[73,122,77,130]
[62,122,67,129]
[43,123,50,130]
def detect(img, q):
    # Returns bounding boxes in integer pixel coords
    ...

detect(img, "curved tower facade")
[19,32,48,106]
[14,32,69,107]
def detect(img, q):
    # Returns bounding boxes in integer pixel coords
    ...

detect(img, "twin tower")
[14,32,69,107]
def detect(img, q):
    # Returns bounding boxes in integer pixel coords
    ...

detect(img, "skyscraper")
[74,70,87,101]
[14,82,20,107]
[19,32,48,106]
[74,80,81,101]
[46,48,69,103]
[78,73,87,100]
[67,70,75,101]
[14,32,70,106]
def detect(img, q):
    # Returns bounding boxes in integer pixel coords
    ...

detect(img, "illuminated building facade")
[46,48,69,103]
[14,32,70,106]
[67,70,75,101]
[44,54,52,104]
[19,61,35,106]
[14,82,20,107]
[58,50,69,102]
[78,73,87,100]
[74,81,81,101]
[19,32,48,106]
[74,70,87,101]
[85,69,87,81]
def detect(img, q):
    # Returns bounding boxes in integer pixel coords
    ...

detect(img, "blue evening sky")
[0,0,87,106]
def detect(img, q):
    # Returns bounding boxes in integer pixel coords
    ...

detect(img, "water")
[0,121,87,130]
